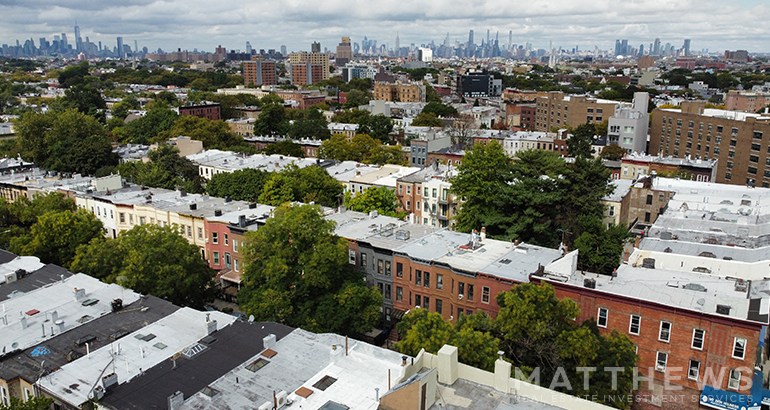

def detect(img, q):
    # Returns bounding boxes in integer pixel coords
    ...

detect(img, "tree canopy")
[344,186,401,217]
[262,140,306,158]
[238,204,381,335]
[15,109,118,175]
[567,123,597,158]
[116,145,204,193]
[71,224,215,308]
[318,134,406,165]
[600,144,627,161]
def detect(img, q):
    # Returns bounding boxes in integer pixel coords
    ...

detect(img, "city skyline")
[2,0,770,55]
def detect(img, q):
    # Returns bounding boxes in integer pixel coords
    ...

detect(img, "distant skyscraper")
[468,30,474,47]
[116,36,124,58]
[615,40,621,56]
[74,23,81,52]
[280,45,287,56]
[508,31,512,50]
[653,38,661,55]
[245,41,252,54]
[683,39,691,56]
[395,33,400,55]
[311,41,321,53]
[621,39,628,55]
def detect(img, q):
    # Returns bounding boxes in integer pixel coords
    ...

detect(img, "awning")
[219,269,242,285]
[392,309,406,321]
[700,369,765,410]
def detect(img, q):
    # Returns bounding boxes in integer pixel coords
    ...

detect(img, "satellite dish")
[11,342,18,349]
[248,315,255,324]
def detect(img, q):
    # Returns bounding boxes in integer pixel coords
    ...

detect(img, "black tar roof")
[0,264,74,301]
[100,321,294,410]
[0,295,179,384]
[0,249,17,264]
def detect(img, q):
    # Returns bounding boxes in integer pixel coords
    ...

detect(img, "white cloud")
[1,0,769,54]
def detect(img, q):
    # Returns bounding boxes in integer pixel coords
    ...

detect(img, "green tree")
[254,102,289,136]
[0,397,54,410]
[159,115,244,149]
[239,204,381,335]
[567,122,596,158]
[61,84,106,114]
[122,106,178,145]
[9,209,104,268]
[206,168,270,202]
[287,108,330,140]
[15,109,118,175]
[411,112,444,127]
[282,165,344,207]
[71,224,215,308]
[263,140,306,157]
[600,143,627,160]
[58,61,90,88]
[331,108,371,124]
[594,119,609,137]
[318,134,353,161]
[358,114,393,143]
[258,174,294,205]
[422,101,458,117]
[344,186,399,216]
[117,145,204,193]
[452,141,515,237]
[343,89,372,108]
[573,216,629,274]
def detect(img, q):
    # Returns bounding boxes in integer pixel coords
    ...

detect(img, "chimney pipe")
[345,336,348,356]
[402,356,407,366]
[375,387,380,401]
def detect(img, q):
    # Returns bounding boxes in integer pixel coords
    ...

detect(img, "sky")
[3,0,770,55]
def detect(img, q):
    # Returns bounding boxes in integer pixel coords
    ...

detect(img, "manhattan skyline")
[2,0,769,54]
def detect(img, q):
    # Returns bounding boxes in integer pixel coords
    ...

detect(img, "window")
[436,274,443,289]
[609,205,615,216]
[482,286,490,304]
[187,226,192,237]
[688,360,700,380]
[198,227,203,239]
[234,259,239,272]
[407,186,411,194]
[646,194,653,205]
[752,143,761,151]
[415,294,421,308]
[384,284,391,300]
[728,369,741,390]
[424,271,430,288]
[361,253,367,267]
[415,270,422,286]
[423,296,430,311]
[659,321,671,342]
[691,329,705,349]
[458,282,465,296]
[656,352,668,371]
[396,287,403,302]
[233,240,238,252]
[378,259,384,274]
[754,131,763,140]
[749,167,758,175]
[733,337,746,359]
[225,252,231,269]
[212,232,218,244]
[396,262,403,277]
[385,261,391,275]
[597,308,608,327]
[432,188,437,198]
[467,284,474,301]
[424,187,429,197]
[213,252,220,265]
[224,234,228,245]
[348,250,356,264]
[119,213,125,223]
[629,315,641,335]
[436,299,443,314]
[139,216,146,224]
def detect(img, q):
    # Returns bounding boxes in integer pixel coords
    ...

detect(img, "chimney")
[263,334,276,350]
[189,203,197,211]
[206,318,218,335]
[224,196,232,203]
[20,314,28,329]
[180,189,187,197]
[249,203,257,209]
[480,227,486,241]
[214,209,223,217]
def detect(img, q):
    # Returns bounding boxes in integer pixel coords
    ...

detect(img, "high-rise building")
[311,42,321,53]
[653,38,661,55]
[336,37,352,65]
[683,39,691,56]
[74,23,82,52]
[280,45,287,56]
[245,41,252,55]
[116,37,124,58]
[243,59,277,86]
[289,50,329,85]
[621,39,628,56]
[395,33,400,56]
[615,40,621,56]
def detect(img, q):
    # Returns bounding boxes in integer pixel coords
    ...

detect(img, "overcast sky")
[3,0,770,55]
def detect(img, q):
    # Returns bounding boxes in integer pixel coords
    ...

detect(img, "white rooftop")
[0,256,45,285]
[0,273,142,355]
[179,328,407,410]
[39,307,236,407]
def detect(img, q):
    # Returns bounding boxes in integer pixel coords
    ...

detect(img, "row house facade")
[536,250,769,410]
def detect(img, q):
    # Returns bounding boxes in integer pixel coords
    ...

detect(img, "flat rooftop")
[0,273,142,356]
[478,243,564,283]
[0,295,178,386]
[660,107,770,122]
[432,378,567,410]
[541,251,770,325]
[179,328,407,410]
[100,321,294,410]
[0,255,45,286]
[0,263,73,301]
[640,237,770,263]
[39,308,237,408]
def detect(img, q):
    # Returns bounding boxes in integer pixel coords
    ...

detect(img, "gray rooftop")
[432,378,565,410]
[179,328,408,410]
[603,179,633,202]
[0,263,72,301]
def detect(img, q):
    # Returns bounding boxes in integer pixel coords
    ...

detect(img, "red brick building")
[535,250,768,410]
[179,102,221,121]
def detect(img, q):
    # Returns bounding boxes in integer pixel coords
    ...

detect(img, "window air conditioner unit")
[655,364,665,372]
[458,294,464,300]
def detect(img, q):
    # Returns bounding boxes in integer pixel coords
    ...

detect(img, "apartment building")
[179,101,221,121]
[335,36,352,65]
[607,92,649,154]
[288,51,330,83]
[534,92,618,132]
[242,59,277,86]
[536,249,769,410]
[725,90,770,113]
[373,82,426,103]
[649,101,770,186]
[290,62,325,86]
[501,131,555,158]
